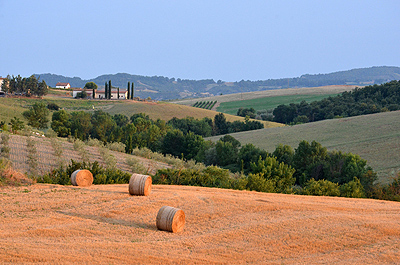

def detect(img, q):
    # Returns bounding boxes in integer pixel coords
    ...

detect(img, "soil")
[1,184,399,264]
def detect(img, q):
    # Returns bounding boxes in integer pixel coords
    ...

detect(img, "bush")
[37,160,130,185]
[44,128,57,138]
[153,166,233,189]
[47,103,60,111]
[246,173,275,192]
[302,179,340,196]
[86,138,104,147]
[126,157,147,175]
[106,141,126,152]
[340,177,365,198]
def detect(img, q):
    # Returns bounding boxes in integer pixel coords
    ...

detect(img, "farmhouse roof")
[56,82,70,86]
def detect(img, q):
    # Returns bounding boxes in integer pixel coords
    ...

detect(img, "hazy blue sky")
[1,0,399,81]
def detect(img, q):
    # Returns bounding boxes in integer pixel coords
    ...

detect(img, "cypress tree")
[104,82,108,99]
[131,82,134,99]
[108,80,112,99]
[92,88,95,99]
[117,87,120,99]
[127,82,130,100]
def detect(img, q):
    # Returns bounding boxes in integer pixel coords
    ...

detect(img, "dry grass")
[0,159,34,186]
[105,100,284,128]
[171,85,358,106]
[0,184,399,264]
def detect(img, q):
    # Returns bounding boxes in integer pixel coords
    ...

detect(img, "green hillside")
[216,93,340,115]
[207,110,400,184]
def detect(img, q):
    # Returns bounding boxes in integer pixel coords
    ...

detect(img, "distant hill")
[35,66,400,101]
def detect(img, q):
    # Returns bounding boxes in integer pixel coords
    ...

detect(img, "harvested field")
[5,134,169,175]
[0,184,399,264]
[172,85,358,106]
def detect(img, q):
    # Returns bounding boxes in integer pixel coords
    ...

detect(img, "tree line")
[1,75,48,97]
[50,110,263,157]
[272,80,400,124]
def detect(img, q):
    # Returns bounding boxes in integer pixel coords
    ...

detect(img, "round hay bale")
[129,174,152,196]
[71,169,93,187]
[156,206,185,233]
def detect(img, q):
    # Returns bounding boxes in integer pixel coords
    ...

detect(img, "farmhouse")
[56,82,71,89]
[0,77,4,91]
[95,89,128,99]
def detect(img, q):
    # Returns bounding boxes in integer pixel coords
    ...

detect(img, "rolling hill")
[0,97,283,128]
[34,66,400,100]
[207,110,400,184]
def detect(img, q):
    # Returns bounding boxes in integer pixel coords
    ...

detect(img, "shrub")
[126,157,147,175]
[37,160,130,185]
[44,128,57,138]
[106,141,126,152]
[340,177,365,198]
[73,139,89,161]
[86,138,104,147]
[47,103,60,111]
[246,173,275,192]
[153,166,233,189]
[302,179,340,196]
[0,133,11,159]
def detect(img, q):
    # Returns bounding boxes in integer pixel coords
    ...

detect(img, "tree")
[117,87,120,99]
[237,107,256,118]
[22,102,50,129]
[90,110,116,142]
[84,82,98,90]
[108,80,112,99]
[238,143,269,172]
[272,144,294,166]
[131,82,134,99]
[112,114,129,127]
[127,82,130,99]
[105,82,108,99]
[161,129,186,158]
[37,80,48,97]
[9,117,24,133]
[248,156,296,193]
[51,110,71,137]
[70,111,92,140]
[215,141,238,166]
[292,140,328,185]
[213,113,229,135]
[76,91,88,99]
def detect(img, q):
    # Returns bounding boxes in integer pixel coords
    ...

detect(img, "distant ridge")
[35,66,400,100]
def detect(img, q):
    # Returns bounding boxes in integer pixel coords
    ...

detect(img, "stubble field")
[0,184,399,264]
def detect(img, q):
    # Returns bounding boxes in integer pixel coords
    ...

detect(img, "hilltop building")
[56,82,71,89]
[72,88,128,99]
[0,77,4,91]
[95,89,128,99]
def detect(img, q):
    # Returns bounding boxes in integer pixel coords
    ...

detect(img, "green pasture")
[207,110,400,184]
[0,97,112,124]
[217,93,340,115]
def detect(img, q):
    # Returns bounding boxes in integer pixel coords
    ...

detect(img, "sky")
[1,0,399,82]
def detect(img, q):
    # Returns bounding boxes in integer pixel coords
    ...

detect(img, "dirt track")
[1,184,399,264]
